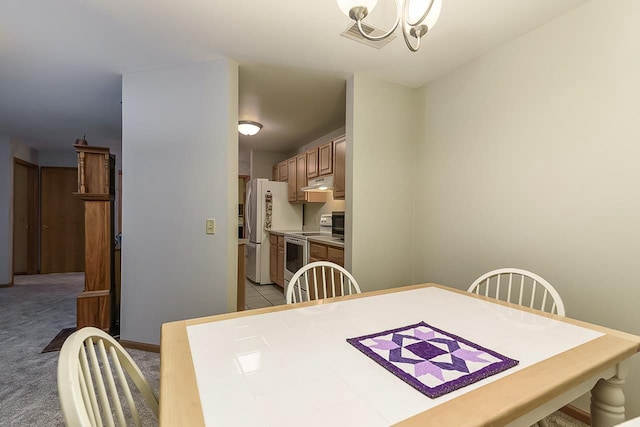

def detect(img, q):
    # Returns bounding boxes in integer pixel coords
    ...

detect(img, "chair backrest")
[58,327,159,427]
[468,268,565,316]
[286,261,361,304]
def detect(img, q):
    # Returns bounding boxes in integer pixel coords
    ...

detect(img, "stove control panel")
[319,214,332,227]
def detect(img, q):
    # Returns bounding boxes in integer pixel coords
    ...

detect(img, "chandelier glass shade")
[238,120,263,136]
[336,0,442,52]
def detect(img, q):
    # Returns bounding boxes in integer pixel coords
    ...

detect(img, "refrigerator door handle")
[245,184,252,238]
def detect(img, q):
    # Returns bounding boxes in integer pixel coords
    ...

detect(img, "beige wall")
[414,0,640,416]
[348,74,416,291]
[250,150,287,180]
[121,59,238,345]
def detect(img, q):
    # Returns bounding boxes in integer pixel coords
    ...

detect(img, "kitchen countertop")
[269,229,344,248]
[268,229,301,236]
[306,235,344,248]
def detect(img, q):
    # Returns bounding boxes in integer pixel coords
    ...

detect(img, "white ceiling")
[0,0,589,154]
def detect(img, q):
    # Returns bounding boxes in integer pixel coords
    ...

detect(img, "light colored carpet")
[0,273,159,427]
[0,273,586,426]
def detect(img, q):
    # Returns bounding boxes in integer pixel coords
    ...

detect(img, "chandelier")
[337,0,442,52]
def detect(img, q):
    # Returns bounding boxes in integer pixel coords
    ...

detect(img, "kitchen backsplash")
[303,193,345,229]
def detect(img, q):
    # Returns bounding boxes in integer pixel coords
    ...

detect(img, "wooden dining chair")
[58,327,159,427]
[468,268,565,316]
[286,261,361,304]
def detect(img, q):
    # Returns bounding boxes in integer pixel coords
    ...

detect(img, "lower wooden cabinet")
[277,236,285,287]
[270,234,285,288]
[308,242,345,299]
[310,242,344,266]
[269,235,277,284]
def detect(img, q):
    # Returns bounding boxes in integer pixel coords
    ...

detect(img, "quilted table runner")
[347,321,519,398]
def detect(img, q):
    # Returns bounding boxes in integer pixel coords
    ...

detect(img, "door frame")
[13,158,39,276]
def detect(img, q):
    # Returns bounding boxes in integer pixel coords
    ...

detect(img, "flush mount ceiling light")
[337,0,442,52]
[238,120,263,136]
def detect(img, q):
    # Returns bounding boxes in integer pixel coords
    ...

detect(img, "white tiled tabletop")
[186,287,602,427]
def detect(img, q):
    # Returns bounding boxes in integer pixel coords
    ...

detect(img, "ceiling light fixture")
[337,0,442,52]
[238,120,263,136]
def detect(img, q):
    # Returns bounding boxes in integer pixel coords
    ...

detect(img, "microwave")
[332,211,345,240]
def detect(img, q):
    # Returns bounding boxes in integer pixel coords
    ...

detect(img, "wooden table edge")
[160,320,205,426]
[393,333,640,427]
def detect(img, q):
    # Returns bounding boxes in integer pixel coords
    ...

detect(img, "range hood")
[301,175,334,192]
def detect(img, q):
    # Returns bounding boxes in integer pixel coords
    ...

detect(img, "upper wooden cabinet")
[270,133,344,203]
[287,158,297,201]
[318,142,333,176]
[296,154,307,202]
[306,147,319,179]
[278,161,288,182]
[333,135,346,200]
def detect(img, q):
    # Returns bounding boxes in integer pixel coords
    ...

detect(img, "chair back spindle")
[468,268,565,316]
[286,261,361,304]
[58,327,159,427]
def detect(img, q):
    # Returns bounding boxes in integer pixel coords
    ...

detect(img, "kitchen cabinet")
[296,153,307,202]
[269,234,278,284]
[277,235,285,287]
[318,142,333,176]
[287,158,297,201]
[309,242,344,266]
[333,135,346,200]
[278,161,288,182]
[306,147,319,179]
[271,134,345,204]
[308,241,345,299]
[269,234,285,287]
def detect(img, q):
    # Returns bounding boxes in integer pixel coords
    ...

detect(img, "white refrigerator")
[245,179,302,284]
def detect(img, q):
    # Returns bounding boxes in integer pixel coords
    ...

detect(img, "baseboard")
[560,404,591,425]
[119,340,160,353]
[0,280,14,288]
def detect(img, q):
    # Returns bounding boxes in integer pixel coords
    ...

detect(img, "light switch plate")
[206,218,215,235]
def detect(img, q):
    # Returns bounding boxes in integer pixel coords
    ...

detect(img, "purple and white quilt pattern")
[347,321,519,398]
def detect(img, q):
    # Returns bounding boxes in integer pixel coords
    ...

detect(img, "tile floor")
[244,279,286,309]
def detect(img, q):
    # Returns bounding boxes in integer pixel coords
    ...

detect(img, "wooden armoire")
[73,143,119,334]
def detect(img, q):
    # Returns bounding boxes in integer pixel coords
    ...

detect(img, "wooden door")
[13,159,38,274]
[41,167,85,273]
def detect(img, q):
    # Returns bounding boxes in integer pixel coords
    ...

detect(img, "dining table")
[160,283,640,427]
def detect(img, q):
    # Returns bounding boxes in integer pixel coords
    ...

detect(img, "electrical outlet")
[206,218,215,235]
